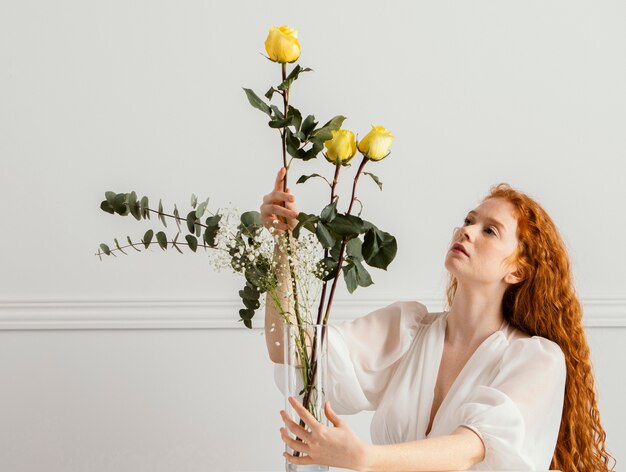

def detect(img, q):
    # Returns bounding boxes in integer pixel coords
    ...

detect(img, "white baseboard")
[0,297,624,330]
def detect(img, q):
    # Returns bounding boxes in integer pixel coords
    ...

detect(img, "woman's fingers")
[283,451,314,465]
[280,427,309,454]
[281,410,311,440]
[288,396,320,431]
[263,190,295,205]
[260,203,298,220]
[324,401,342,428]
[274,167,287,191]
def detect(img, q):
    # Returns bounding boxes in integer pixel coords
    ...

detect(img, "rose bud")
[264,26,301,64]
[323,129,357,165]
[357,125,395,161]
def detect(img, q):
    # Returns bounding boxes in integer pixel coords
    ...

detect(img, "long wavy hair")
[444,183,615,471]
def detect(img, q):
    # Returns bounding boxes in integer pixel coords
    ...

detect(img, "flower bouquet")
[97,25,397,470]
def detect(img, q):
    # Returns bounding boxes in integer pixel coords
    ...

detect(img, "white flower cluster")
[206,205,327,323]
[206,205,273,275]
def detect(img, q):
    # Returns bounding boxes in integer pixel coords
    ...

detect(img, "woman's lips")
[451,243,469,257]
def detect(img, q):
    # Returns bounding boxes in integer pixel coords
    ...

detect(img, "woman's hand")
[280,396,369,470]
[260,167,299,233]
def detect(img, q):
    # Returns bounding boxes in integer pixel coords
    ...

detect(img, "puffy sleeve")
[273,301,428,415]
[455,336,567,470]
[324,300,429,414]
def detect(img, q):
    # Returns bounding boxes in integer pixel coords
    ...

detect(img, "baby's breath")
[208,205,324,323]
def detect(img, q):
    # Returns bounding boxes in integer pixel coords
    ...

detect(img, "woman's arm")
[360,426,485,472]
[264,244,294,364]
[282,397,485,471]
[260,167,300,364]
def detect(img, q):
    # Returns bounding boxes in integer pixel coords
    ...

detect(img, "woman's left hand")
[280,396,369,470]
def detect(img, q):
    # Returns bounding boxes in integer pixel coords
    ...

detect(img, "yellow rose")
[264,26,301,64]
[357,125,395,161]
[323,129,357,165]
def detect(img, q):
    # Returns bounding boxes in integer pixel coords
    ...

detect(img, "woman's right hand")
[260,167,300,233]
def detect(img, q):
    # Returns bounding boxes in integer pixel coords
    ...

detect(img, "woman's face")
[445,197,521,286]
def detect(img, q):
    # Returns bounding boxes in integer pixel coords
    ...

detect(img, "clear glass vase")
[283,322,329,472]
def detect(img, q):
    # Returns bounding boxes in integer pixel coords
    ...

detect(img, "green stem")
[275,61,307,389]
[298,157,369,431]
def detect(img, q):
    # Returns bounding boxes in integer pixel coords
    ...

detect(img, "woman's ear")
[504,267,524,285]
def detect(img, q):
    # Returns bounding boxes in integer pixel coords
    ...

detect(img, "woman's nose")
[452,226,470,241]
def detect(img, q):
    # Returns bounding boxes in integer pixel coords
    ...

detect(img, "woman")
[261,167,615,471]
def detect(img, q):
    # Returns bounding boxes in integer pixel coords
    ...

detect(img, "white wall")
[1,0,624,470]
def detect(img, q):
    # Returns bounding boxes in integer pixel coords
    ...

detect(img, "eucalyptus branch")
[146,208,210,228]
[96,239,216,260]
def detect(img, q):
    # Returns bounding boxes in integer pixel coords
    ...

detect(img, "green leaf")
[185,234,198,252]
[270,105,284,120]
[277,65,313,91]
[299,140,324,161]
[310,115,347,142]
[127,236,141,252]
[363,172,383,190]
[362,228,398,270]
[286,129,301,159]
[242,88,272,116]
[240,211,261,228]
[100,200,114,214]
[239,283,259,301]
[196,198,208,219]
[264,87,275,100]
[246,284,259,299]
[140,196,149,219]
[315,222,335,248]
[191,193,198,209]
[158,199,167,227]
[316,257,338,282]
[204,215,221,247]
[342,263,358,294]
[268,116,293,129]
[301,115,318,137]
[293,213,319,238]
[243,298,260,310]
[346,238,363,261]
[128,191,141,220]
[243,319,252,329]
[354,259,374,287]
[156,231,167,250]
[288,105,302,131]
[105,191,116,205]
[173,205,181,231]
[330,239,343,261]
[99,243,111,256]
[239,308,254,321]
[113,193,128,215]
[186,211,197,233]
[142,229,154,248]
[114,238,127,255]
[326,214,364,238]
[320,200,338,223]
[172,238,184,254]
[244,266,265,287]
[296,173,327,185]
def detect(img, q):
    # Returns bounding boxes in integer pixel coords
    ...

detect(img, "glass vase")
[283,322,329,472]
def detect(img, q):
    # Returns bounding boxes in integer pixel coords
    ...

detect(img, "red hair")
[445,183,615,471]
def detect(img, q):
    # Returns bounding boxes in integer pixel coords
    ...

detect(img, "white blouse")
[275,301,567,471]
[326,302,566,470]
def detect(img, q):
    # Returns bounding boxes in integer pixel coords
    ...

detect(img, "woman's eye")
[463,218,497,236]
